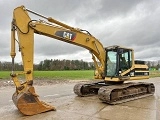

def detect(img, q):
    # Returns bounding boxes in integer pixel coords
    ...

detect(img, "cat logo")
[63,31,73,40]
[55,31,76,41]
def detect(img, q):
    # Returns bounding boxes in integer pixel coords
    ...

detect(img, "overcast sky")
[0,0,160,63]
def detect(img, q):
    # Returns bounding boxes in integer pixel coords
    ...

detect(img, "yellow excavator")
[10,5,155,115]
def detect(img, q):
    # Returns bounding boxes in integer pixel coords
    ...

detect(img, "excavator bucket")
[12,86,56,115]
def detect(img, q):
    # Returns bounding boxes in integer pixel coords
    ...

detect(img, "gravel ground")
[0,79,89,87]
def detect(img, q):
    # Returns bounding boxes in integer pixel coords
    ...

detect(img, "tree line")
[0,59,160,71]
[0,59,94,71]
[37,59,94,70]
[146,60,160,70]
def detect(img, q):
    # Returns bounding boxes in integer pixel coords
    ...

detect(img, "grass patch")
[0,71,11,79]
[0,70,160,80]
[149,70,160,78]
[33,70,94,80]
[0,70,95,80]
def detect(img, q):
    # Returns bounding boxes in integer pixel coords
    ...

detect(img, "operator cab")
[105,45,133,80]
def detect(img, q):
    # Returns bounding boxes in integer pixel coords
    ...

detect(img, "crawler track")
[98,82,155,104]
[73,81,155,104]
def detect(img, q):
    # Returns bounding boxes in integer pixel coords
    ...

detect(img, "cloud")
[0,0,160,63]
[34,34,84,56]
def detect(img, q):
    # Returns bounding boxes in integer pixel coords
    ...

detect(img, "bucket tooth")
[12,86,56,115]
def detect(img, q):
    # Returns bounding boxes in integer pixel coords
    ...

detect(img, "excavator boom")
[10,6,105,115]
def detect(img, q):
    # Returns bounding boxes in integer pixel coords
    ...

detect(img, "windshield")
[106,51,117,76]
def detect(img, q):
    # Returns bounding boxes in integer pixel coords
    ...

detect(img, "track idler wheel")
[12,86,56,115]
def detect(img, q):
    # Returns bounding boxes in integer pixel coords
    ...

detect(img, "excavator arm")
[11,5,105,80]
[10,6,106,115]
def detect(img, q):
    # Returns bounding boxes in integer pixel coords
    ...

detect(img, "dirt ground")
[0,79,86,87]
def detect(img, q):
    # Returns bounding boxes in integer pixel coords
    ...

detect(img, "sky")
[0,0,160,63]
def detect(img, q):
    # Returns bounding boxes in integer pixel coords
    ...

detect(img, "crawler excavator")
[10,6,155,115]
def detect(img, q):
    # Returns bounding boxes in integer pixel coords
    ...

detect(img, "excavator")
[10,5,155,115]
